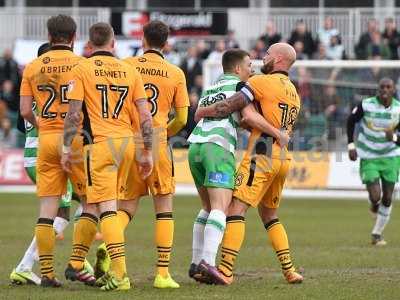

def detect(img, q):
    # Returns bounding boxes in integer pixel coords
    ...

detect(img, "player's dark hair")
[143,20,169,49]
[47,14,77,44]
[37,42,51,57]
[222,49,250,73]
[89,22,114,47]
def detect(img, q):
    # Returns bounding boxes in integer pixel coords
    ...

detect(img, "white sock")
[202,209,226,266]
[15,236,38,272]
[372,204,392,235]
[53,216,69,235]
[192,209,209,265]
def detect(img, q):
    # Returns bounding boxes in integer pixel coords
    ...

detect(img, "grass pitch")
[1,193,400,299]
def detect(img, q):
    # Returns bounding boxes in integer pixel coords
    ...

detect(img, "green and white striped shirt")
[24,100,38,168]
[188,74,241,153]
[356,96,400,159]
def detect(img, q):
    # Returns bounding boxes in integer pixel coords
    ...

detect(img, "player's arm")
[346,102,364,161]
[20,65,38,128]
[168,70,190,137]
[20,96,37,129]
[135,98,153,179]
[240,103,290,148]
[385,122,400,145]
[63,100,82,149]
[167,107,188,137]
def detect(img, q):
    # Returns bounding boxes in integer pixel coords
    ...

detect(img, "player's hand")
[385,130,394,141]
[348,149,357,161]
[194,108,205,123]
[277,130,290,148]
[61,151,72,173]
[138,149,153,179]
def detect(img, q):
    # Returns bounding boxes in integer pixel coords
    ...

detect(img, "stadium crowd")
[1,16,400,149]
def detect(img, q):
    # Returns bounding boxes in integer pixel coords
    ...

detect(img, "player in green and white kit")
[347,77,400,246]
[10,43,87,285]
[187,49,289,280]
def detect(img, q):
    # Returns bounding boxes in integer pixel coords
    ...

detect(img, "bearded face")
[261,57,275,74]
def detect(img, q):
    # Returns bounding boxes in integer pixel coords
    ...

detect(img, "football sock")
[70,213,98,270]
[202,209,226,266]
[218,216,245,277]
[100,211,126,280]
[16,216,70,273]
[155,212,174,277]
[16,237,37,272]
[117,210,132,231]
[372,203,392,235]
[265,219,295,273]
[192,209,209,265]
[53,216,69,235]
[35,218,55,278]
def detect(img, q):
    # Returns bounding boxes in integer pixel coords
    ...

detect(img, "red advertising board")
[0,149,32,185]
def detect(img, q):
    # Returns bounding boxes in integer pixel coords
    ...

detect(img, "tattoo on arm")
[135,98,153,150]
[213,92,249,118]
[64,100,82,147]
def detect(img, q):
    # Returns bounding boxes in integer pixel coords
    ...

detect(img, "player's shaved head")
[261,42,296,74]
[269,43,297,68]
[379,77,394,87]
[89,22,114,47]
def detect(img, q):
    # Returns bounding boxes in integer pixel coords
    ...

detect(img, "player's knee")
[258,206,278,224]
[154,194,173,213]
[118,199,139,216]
[381,196,392,207]
[227,198,248,217]
[57,207,70,221]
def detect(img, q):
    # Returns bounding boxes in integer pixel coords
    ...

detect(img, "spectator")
[180,46,203,91]
[207,40,225,83]
[288,20,316,58]
[367,31,391,60]
[382,17,400,60]
[355,19,379,59]
[195,40,211,60]
[0,48,19,86]
[323,85,346,141]
[293,41,308,60]
[326,35,345,60]
[163,39,181,66]
[0,80,18,112]
[317,16,339,48]
[313,43,328,60]
[225,29,240,49]
[259,20,282,48]
[251,38,267,59]
[208,40,226,62]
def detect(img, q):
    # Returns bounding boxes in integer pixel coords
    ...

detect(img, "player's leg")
[188,143,211,274]
[65,139,97,285]
[361,159,382,216]
[145,143,179,288]
[35,133,67,287]
[214,198,249,285]
[370,158,398,245]
[97,138,134,291]
[213,155,271,285]
[189,186,211,278]
[200,144,235,269]
[258,160,303,284]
